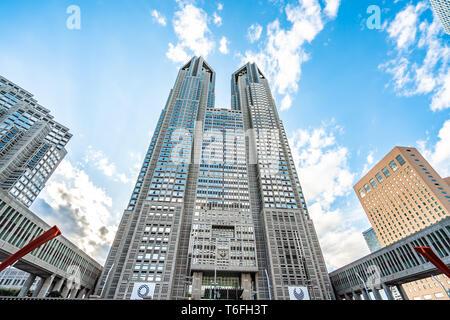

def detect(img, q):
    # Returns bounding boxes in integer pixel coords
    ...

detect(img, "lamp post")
[432,275,450,299]
[100,263,114,298]
[264,269,272,300]
[355,272,371,300]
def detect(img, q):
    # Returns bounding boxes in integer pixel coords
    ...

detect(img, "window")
[369,179,377,188]
[374,173,384,184]
[382,167,391,178]
[396,155,405,165]
[389,160,399,171]
[364,184,371,193]
[359,189,366,198]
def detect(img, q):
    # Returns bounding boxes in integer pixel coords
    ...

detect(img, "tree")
[47,290,63,298]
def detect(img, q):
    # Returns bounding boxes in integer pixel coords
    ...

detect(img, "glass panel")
[376,173,384,183]
[389,160,399,172]
[396,154,405,166]
[382,167,391,178]
[359,189,366,198]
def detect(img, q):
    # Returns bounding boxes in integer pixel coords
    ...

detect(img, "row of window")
[359,154,406,198]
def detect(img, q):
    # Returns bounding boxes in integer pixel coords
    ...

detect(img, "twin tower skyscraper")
[96,57,334,300]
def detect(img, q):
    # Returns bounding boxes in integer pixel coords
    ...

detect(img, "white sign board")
[130,282,156,300]
[288,286,310,300]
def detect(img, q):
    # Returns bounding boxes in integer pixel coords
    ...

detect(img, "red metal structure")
[0,225,61,272]
[413,246,450,278]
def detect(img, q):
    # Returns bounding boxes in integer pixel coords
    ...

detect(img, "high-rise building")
[362,227,382,252]
[96,57,333,300]
[354,146,450,300]
[0,76,72,207]
[0,267,38,292]
[430,0,450,34]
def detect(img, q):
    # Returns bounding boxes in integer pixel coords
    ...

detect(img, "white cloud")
[362,151,374,175]
[240,0,340,111]
[280,94,292,111]
[380,1,449,111]
[386,3,426,50]
[289,123,369,269]
[290,124,355,207]
[213,12,222,26]
[308,203,370,270]
[417,119,450,178]
[219,36,229,54]
[166,43,190,63]
[431,69,450,111]
[247,23,263,43]
[324,0,341,18]
[151,9,167,26]
[34,160,118,264]
[84,146,132,184]
[217,3,223,11]
[166,1,215,63]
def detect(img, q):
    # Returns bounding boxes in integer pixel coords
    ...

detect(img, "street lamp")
[432,275,450,299]
[100,263,114,298]
[355,272,371,300]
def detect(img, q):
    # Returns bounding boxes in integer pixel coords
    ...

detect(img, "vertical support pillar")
[52,278,65,293]
[191,272,203,300]
[241,273,252,300]
[61,284,70,298]
[382,283,394,300]
[372,288,382,300]
[76,287,86,299]
[361,289,371,300]
[396,284,409,300]
[18,274,36,297]
[37,274,55,298]
[69,287,79,299]
[32,277,45,297]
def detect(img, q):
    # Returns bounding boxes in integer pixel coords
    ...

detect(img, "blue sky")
[0,0,448,270]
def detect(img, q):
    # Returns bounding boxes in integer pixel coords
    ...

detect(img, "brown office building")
[354,146,450,300]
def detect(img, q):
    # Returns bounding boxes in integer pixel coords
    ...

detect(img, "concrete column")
[52,278,65,293]
[76,287,86,299]
[32,277,45,297]
[37,275,55,298]
[69,287,79,299]
[353,292,361,300]
[372,288,382,300]
[361,289,371,300]
[396,284,409,300]
[241,273,252,300]
[382,283,394,300]
[18,274,36,297]
[191,272,203,300]
[61,284,70,298]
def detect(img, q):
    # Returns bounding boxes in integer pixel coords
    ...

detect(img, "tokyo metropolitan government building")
[95,57,334,300]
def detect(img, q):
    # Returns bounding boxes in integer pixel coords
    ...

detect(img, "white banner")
[288,286,310,300]
[130,282,156,300]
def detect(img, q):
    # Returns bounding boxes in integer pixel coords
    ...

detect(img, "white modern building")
[96,57,334,300]
[0,268,38,292]
[430,0,450,34]
[0,76,72,207]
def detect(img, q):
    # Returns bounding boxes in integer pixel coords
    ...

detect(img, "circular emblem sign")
[293,288,305,300]
[137,284,150,298]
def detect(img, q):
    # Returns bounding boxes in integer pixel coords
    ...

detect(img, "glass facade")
[0,76,71,207]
